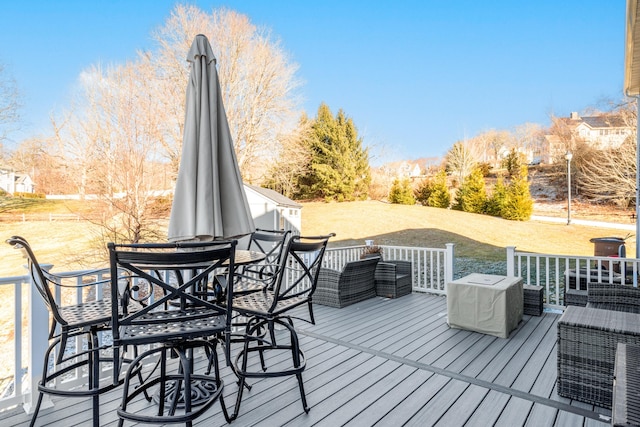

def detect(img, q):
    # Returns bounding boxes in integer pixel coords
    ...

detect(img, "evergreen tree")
[389,178,415,205]
[501,166,534,220]
[427,170,451,208]
[416,170,450,208]
[453,166,487,213]
[501,148,526,178]
[296,103,370,201]
[414,178,431,206]
[485,176,506,216]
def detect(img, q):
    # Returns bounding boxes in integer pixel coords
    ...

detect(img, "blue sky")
[0,0,626,161]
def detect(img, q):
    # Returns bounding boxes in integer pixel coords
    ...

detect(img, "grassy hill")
[0,199,633,278]
[300,200,635,261]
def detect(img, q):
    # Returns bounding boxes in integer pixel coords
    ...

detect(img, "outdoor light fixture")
[565,151,573,225]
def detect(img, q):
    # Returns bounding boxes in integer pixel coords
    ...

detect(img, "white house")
[244,184,302,235]
[543,112,634,163]
[566,111,633,149]
[0,168,35,194]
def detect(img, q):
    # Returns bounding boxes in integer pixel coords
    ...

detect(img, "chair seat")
[233,278,268,295]
[120,309,226,342]
[232,291,309,317]
[59,298,141,329]
[58,299,113,328]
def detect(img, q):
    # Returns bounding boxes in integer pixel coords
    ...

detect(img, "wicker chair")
[374,260,412,298]
[314,258,379,308]
[557,282,640,409]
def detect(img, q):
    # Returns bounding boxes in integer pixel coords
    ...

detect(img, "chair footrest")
[235,346,306,378]
[118,340,227,425]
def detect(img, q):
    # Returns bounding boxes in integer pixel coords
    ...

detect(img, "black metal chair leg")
[285,318,309,412]
[28,392,44,427]
[90,330,101,426]
[297,373,310,413]
[232,332,252,420]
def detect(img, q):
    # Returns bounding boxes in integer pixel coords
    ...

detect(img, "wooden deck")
[0,292,612,426]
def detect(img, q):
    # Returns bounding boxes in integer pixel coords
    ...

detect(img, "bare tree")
[151,5,302,183]
[0,62,21,152]
[578,137,636,207]
[446,141,476,183]
[52,59,167,244]
[467,130,513,167]
[513,122,545,163]
[547,114,579,162]
[264,115,312,199]
[43,5,301,245]
[8,136,67,194]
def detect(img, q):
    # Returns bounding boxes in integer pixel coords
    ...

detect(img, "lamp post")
[565,151,573,225]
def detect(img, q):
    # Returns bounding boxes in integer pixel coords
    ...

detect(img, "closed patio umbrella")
[168,34,255,242]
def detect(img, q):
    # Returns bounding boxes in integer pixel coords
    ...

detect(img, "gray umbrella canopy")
[168,34,255,242]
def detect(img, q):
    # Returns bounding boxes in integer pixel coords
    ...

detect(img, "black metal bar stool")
[7,236,136,427]
[108,240,238,426]
[229,233,333,420]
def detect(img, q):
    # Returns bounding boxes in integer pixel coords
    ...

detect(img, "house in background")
[566,112,633,148]
[0,168,35,194]
[244,184,302,235]
[543,112,634,163]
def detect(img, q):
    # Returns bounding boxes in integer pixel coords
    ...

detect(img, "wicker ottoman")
[557,306,640,409]
[523,285,543,316]
[564,288,588,307]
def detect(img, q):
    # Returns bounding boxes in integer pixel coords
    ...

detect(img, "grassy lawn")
[0,200,634,277]
[300,200,635,260]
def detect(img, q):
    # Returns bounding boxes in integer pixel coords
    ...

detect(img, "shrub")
[453,166,486,213]
[14,192,45,199]
[389,178,415,205]
[501,166,533,220]
[485,177,506,217]
[426,170,451,208]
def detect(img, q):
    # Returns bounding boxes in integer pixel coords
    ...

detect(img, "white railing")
[0,275,28,411]
[506,246,640,309]
[0,268,113,414]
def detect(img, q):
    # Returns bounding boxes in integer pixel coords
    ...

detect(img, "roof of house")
[245,184,302,209]
[578,115,629,129]
[15,174,31,185]
[562,113,630,130]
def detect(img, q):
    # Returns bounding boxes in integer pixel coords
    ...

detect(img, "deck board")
[0,292,613,426]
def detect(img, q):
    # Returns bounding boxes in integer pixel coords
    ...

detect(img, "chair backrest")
[242,228,291,284]
[248,229,290,261]
[267,233,334,312]
[587,282,640,313]
[7,236,65,327]
[108,240,237,347]
[340,258,379,282]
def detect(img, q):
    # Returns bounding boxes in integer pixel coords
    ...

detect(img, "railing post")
[445,243,455,286]
[506,246,516,277]
[23,264,53,414]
